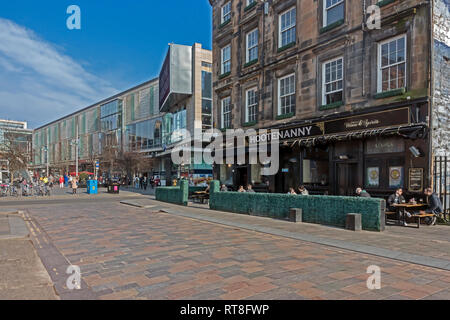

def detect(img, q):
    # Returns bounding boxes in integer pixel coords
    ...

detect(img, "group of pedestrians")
[132,175,152,190]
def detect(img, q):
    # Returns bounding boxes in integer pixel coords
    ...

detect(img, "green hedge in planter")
[209,181,385,231]
[155,180,188,206]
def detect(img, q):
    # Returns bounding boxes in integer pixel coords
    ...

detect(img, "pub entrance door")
[235,166,248,188]
[336,162,358,196]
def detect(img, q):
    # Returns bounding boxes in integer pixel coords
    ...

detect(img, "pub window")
[246,28,258,63]
[220,164,233,185]
[278,73,296,115]
[378,35,406,92]
[322,57,343,105]
[221,45,231,75]
[245,88,258,123]
[247,0,256,6]
[221,1,232,24]
[221,97,232,129]
[279,7,296,48]
[323,0,344,27]
[302,147,329,186]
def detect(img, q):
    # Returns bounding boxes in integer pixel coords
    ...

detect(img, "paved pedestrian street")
[12,199,450,300]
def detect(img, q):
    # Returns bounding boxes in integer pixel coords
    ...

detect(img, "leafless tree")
[0,129,32,182]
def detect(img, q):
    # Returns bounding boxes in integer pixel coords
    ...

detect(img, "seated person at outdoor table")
[220,184,228,192]
[246,184,255,193]
[387,188,411,221]
[355,187,371,198]
[237,185,245,193]
[287,187,297,195]
[419,188,443,225]
[298,185,309,195]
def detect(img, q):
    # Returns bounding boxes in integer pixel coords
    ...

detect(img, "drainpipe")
[362,0,367,96]
[428,1,434,188]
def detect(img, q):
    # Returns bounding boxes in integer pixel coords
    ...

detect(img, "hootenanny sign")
[250,107,410,144]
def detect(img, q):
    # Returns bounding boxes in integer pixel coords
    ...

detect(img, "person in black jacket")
[420,188,443,225]
[387,188,406,212]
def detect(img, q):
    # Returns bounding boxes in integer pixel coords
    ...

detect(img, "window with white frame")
[221,45,231,74]
[323,0,344,26]
[278,74,296,115]
[222,2,231,24]
[279,7,296,48]
[246,29,258,63]
[322,57,343,105]
[247,0,256,6]
[378,35,406,92]
[221,97,232,129]
[245,88,257,123]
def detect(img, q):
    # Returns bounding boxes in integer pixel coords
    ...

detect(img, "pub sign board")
[409,168,424,193]
[250,107,411,144]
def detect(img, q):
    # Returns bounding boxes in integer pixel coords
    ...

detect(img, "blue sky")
[0,0,212,128]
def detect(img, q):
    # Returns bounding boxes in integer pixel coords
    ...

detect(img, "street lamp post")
[70,125,79,177]
[41,146,49,176]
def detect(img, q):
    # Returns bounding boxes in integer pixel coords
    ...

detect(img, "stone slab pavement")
[0,186,149,204]
[22,200,450,300]
[124,198,450,270]
[0,211,59,300]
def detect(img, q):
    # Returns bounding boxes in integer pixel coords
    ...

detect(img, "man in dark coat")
[420,187,443,225]
[387,188,406,212]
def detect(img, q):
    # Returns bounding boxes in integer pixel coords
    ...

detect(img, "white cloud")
[0,18,118,128]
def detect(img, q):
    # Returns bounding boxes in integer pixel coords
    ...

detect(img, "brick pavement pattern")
[26,202,450,300]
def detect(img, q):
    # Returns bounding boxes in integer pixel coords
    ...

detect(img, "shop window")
[302,147,329,186]
[251,164,262,184]
[365,137,405,154]
[220,164,233,185]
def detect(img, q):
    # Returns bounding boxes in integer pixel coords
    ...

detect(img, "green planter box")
[209,180,386,231]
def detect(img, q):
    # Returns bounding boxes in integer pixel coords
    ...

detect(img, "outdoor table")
[192,191,209,204]
[393,203,427,226]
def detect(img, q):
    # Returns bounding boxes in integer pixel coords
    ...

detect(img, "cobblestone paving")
[26,202,450,300]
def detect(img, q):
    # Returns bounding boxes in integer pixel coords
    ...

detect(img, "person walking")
[59,175,64,188]
[71,177,78,194]
[143,176,148,190]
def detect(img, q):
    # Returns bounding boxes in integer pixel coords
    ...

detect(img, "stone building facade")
[209,0,448,197]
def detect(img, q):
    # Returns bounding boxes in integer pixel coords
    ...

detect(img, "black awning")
[288,123,428,147]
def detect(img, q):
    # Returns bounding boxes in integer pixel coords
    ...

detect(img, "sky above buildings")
[0,0,212,129]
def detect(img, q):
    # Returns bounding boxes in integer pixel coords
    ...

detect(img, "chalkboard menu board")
[409,168,424,193]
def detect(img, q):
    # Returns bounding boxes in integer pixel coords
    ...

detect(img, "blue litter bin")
[87,180,98,195]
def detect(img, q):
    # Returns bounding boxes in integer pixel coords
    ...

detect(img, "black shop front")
[220,101,431,198]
